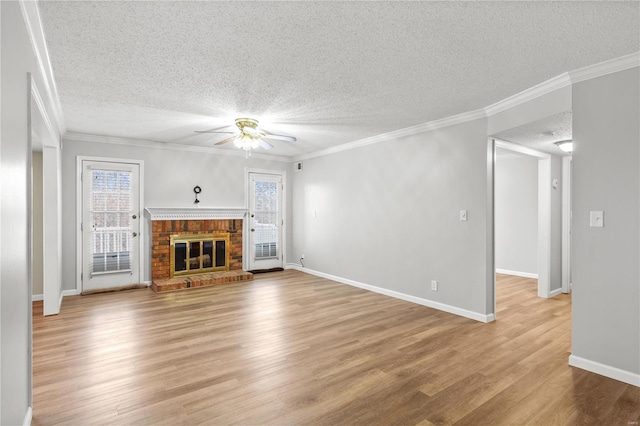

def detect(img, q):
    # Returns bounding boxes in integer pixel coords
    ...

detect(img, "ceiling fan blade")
[195,130,236,134]
[214,136,237,146]
[260,133,297,142]
[259,139,274,150]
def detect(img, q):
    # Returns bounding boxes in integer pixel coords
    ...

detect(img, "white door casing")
[80,159,142,292]
[248,172,284,271]
[562,156,572,293]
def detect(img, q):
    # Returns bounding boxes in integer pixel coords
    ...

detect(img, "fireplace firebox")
[170,233,230,277]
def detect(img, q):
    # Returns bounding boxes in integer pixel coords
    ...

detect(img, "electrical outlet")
[460,210,468,221]
[301,254,305,259]
[431,280,438,291]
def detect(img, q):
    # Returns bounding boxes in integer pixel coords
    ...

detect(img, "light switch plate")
[590,211,604,227]
[460,210,468,221]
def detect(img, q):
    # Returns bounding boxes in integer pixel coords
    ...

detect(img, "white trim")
[62,289,78,297]
[22,407,32,426]
[569,51,640,84]
[292,109,487,162]
[29,77,58,148]
[495,139,550,160]
[289,53,638,164]
[485,73,572,117]
[76,157,145,294]
[19,0,65,136]
[58,289,64,312]
[64,132,291,163]
[562,156,572,294]
[144,207,247,221]
[484,52,639,118]
[245,169,287,271]
[487,139,496,320]
[549,288,563,298]
[31,294,43,302]
[537,157,552,299]
[289,265,494,323]
[495,269,538,279]
[60,54,638,168]
[569,355,640,387]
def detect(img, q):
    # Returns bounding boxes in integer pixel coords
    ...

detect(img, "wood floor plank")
[32,270,638,425]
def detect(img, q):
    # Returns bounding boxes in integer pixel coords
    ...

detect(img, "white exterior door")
[82,161,141,292]
[248,173,283,271]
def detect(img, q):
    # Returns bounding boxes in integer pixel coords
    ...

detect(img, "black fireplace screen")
[170,234,229,277]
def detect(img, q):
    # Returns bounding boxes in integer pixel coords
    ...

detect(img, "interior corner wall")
[60,139,293,290]
[292,118,492,318]
[571,66,640,379]
[495,155,538,276]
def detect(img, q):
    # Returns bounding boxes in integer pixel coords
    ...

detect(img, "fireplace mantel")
[145,207,247,221]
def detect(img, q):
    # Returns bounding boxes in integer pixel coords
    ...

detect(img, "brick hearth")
[151,270,253,293]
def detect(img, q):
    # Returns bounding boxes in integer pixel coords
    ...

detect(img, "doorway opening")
[490,138,559,319]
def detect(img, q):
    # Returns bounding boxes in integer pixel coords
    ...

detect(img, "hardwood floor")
[32,271,639,425]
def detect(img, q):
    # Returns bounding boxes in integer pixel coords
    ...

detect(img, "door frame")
[244,168,287,271]
[493,139,553,301]
[75,156,145,293]
[561,155,572,293]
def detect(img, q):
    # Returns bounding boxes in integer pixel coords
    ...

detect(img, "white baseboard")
[549,288,563,297]
[289,265,494,323]
[569,354,640,387]
[32,294,43,302]
[284,263,303,269]
[23,406,32,426]
[496,268,538,279]
[62,289,79,297]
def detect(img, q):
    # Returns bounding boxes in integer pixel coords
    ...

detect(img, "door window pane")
[254,181,279,259]
[89,170,133,274]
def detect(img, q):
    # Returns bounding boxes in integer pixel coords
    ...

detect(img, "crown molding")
[63,132,292,163]
[19,0,66,136]
[30,74,59,148]
[484,72,572,118]
[569,51,640,84]
[483,52,639,118]
[293,108,487,162]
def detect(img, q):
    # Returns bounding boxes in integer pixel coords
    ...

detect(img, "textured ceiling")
[38,1,639,158]
[493,111,573,156]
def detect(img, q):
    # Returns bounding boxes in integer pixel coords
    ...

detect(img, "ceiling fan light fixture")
[555,140,573,153]
[197,117,294,157]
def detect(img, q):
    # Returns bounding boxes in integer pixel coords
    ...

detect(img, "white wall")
[32,151,43,297]
[60,139,293,289]
[1,1,62,423]
[292,118,493,319]
[495,154,538,276]
[571,67,640,383]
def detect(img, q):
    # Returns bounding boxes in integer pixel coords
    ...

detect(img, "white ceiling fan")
[195,118,296,156]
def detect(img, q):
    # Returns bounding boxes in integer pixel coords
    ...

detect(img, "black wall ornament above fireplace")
[193,185,201,204]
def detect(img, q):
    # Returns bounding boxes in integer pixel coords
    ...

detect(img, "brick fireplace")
[145,208,253,292]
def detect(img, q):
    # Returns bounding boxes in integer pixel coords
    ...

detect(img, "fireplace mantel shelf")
[145,207,247,221]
